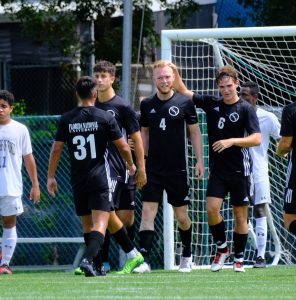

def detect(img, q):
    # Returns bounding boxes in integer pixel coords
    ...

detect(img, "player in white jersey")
[0,90,40,275]
[240,81,281,268]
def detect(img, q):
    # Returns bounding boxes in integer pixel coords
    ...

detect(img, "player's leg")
[108,211,143,274]
[206,174,229,272]
[0,196,23,275]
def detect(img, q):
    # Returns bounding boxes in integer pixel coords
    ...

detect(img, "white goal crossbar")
[161,25,296,270]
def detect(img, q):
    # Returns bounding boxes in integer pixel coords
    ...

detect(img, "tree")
[0,0,200,70]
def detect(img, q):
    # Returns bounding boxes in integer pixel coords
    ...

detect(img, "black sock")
[178,224,192,257]
[233,232,248,260]
[139,230,154,264]
[101,229,110,262]
[112,226,134,253]
[126,223,135,242]
[209,220,227,252]
[289,220,296,236]
[83,232,91,247]
[84,231,104,263]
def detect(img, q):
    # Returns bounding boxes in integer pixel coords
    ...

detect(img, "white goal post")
[161,26,296,269]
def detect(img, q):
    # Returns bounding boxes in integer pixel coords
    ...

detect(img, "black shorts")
[206,171,253,206]
[283,188,296,214]
[141,171,190,207]
[111,180,135,211]
[73,188,113,216]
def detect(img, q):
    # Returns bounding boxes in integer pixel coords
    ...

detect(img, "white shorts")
[254,179,271,205]
[0,196,24,216]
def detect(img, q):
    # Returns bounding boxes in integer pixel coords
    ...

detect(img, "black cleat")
[96,265,107,276]
[253,256,266,268]
[80,258,97,277]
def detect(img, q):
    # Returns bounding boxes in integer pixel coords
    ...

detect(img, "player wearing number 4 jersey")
[173,64,261,273]
[47,76,143,277]
[134,60,204,273]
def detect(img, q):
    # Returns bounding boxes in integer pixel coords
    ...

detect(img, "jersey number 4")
[73,134,96,160]
[159,118,166,131]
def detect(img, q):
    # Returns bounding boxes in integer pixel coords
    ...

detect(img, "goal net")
[161,26,296,269]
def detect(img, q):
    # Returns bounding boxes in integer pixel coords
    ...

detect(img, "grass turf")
[0,266,295,299]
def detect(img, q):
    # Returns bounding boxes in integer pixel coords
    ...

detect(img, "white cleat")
[178,256,192,273]
[233,260,246,272]
[132,262,151,273]
[211,248,230,272]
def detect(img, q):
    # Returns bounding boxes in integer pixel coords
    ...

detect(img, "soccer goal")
[161,26,296,269]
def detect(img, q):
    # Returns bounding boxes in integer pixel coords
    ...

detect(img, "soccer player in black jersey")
[173,64,261,272]
[47,76,144,276]
[134,60,204,273]
[277,102,296,237]
[93,60,146,270]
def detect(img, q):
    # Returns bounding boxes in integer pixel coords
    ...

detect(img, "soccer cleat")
[178,256,192,273]
[102,262,111,273]
[0,264,12,275]
[133,262,151,273]
[79,258,97,277]
[96,265,107,276]
[233,260,245,272]
[253,256,266,268]
[211,248,230,272]
[74,267,84,275]
[116,253,144,274]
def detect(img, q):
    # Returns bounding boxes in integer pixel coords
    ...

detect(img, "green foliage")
[0,0,200,68]
[12,98,26,116]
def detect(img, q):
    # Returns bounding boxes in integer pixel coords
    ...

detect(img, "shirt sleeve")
[184,99,198,124]
[55,116,67,142]
[108,114,123,141]
[280,105,295,137]
[123,105,140,134]
[22,125,33,156]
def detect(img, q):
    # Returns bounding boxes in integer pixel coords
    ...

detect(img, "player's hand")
[127,163,136,176]
[135,168,147,189]
[30,186,40,203]
[195,161,204,179]
[212,139,233,153]
[47,177,58,197]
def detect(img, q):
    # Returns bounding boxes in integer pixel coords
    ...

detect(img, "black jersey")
[96,95,140,182]
[280,102,296,189]
[55,106,122,190]
[140,92,198,175]
[193,94,260,176]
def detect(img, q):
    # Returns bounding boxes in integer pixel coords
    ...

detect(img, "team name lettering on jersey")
[68,122,99,133]
[0,139,16,155]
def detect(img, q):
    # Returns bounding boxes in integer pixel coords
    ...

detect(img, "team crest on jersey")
[169,106,179,116]
[229,112,239,122]
[107,109,116,117]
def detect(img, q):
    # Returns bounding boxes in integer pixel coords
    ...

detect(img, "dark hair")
[216,65,239,84]
[241,81,259,95]
[76,76,97,100]
[0,90,14,106]
[93,60,116,76]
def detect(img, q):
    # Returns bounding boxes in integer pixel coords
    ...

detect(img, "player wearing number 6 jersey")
[172,64,261,272]
[47,76,143,277]
[134,60,204,273]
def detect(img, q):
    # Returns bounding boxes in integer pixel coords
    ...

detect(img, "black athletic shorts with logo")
[141,171,190,207]
[73,188,113,216]
[111,180,136,211]
[283,188,296,214]
[206,170,254,206]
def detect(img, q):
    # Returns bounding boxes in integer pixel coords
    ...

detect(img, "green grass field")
[1,266,296,299]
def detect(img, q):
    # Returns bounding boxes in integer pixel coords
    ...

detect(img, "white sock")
[126,247,138,259]
[1,227,17,265]
[255,217,267,258]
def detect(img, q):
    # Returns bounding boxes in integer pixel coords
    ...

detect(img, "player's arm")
[23,153,40,203]
[129,131,147,189]
[47,141,64,197]
[277,136,293,157]
[212,132,261,153]
[113,137,136,176]
[187,123,204,179]
[170,63,194,99]
[141,126,149,157]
